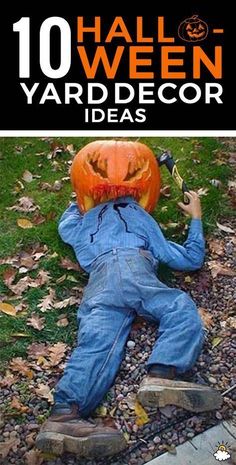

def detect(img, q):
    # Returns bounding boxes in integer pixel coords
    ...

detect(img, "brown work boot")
[137,376,222,413]
[36,404,126,457]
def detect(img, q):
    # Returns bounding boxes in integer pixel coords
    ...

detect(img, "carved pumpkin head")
[178,15,208,42]
[70,140,161,213]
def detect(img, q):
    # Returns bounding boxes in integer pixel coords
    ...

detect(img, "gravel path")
[0,216,235,465]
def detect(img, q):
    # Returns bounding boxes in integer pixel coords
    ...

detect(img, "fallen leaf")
[37,288,56,312]
[56,274,67,284]
[0,433,20,459]
[109,406,117,417]
[208,239,225,257]
[198,307,214,329]
[134,401,149,426]
[25,432,37,447]
[0,244,47,268]
[35,383,54,403]
[160,185,171,198]
[17,218,34,229]
[9,357,32,377]
[161,206,168,212]
[184,276,192,283]
[216,222,235,234]
[225,317,236,330]
[54,296,78,309]
[166,444,177,455]
[3,268,17,286]
[56,317,69,327]
[10,396,29,413]
[60,257,82,272]
[11,332,30,338]
[166,222,179,228]
[0,302,17,316]
[9,275,40,296]
[123,432,130,442]
[32,213,46,225]
[27,313,45,331]
[27,342,49,358]
[197,187,209,196]
[0,374,18,387]
[66,144,75,154]
[7,196,39,213]
[22,170,33,182]
[36,270,51,286]
[95,406,107,417]
[125,393,136,410]
[228,152,236,165]
[212,336,223,348]
[208,261,235,279]
[48,342,68,366]
[24,448,44,465]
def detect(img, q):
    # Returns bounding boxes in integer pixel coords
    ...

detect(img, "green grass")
[0,137,234,366]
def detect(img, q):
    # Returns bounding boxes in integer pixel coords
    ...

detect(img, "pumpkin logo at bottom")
[70,140,161,213]
[178,15,208,42]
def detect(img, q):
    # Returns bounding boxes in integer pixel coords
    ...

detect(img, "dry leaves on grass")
[22,170,40,183]
[37,288,56,312]
[56,316,69,327]
[17,218,34,229]
[3,268,17,286]
[208,261,236,279]
[197,187,209,196]
[48,342,68,366]
[27,313,45,331]
[27,342,50,359]
[60,257,82,272]
[54,296,78,309]
[27,342,68,370]
[7,196,40,213]
[160,185,171,198]
[0,433,20,459]
[35,383,54,403]
[0,302,17,316]
[0,244,48,270]
[40,180,63,192]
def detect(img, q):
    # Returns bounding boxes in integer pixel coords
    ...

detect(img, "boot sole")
[36,430,126,457]
[137,383,222,412]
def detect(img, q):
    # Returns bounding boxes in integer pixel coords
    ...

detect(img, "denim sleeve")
[148,218,205,271]
[58,203,83,247]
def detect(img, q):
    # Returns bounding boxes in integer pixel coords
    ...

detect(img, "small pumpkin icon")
[178,15,208,42]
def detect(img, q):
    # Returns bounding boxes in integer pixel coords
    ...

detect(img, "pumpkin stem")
[191,15,199,19]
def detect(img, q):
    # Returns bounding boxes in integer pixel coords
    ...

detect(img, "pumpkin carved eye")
[88,156,108,179]
[124,160,149,181]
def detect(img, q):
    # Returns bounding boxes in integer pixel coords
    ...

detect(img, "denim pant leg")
[139,286,204,374]
[54,300,134,417]
[122,252,203,375]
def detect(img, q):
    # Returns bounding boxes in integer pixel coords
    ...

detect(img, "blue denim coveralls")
[54,197,205,417]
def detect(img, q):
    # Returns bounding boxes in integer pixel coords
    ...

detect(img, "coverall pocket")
[125,256,158,287]
[82,261,108,301]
